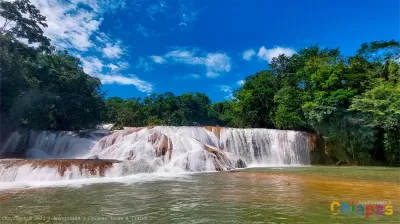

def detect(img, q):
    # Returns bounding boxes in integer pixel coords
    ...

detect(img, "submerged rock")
[0,159,121,178]
[88,155,99,160]
[125,150,135,160]
[235,158,246,168]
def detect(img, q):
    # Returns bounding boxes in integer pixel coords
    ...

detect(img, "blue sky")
[28,0,399,102]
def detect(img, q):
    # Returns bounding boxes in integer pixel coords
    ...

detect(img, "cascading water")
[219,128,311,166]
[0,130,109,159]
[0,126,313,188]
[85,126,245,173]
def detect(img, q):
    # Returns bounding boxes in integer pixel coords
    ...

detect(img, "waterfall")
[0,129,110,159]
[219,128,311,166]
[0,126,312,187]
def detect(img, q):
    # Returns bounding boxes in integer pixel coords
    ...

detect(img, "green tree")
[0,0,50,50]
[1,0,105,132]
[274,86,306,129]
[19,51,105,130]
[116,98,145,127]
[177,93,212,125]
[295,46,377,164]
[350,83,400,164]
[104,97,125,122]
[232,70,278,128]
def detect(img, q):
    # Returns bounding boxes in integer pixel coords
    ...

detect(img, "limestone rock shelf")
[0,159,121,177]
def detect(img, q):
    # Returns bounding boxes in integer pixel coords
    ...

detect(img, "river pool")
[0,166,399,224]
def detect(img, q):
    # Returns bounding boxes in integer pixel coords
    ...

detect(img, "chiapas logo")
[330,201,393,219]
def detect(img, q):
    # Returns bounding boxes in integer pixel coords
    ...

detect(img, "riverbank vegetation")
[1,1,399,165]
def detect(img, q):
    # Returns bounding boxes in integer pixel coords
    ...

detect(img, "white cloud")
[236,80,245,86]
[242,49,256,61]
[117,62,129,70]
[205,53,231,78]
[19,0,152,92]
[206,72,220,78]
[16,38,40,48]
[96,0,128,14]
[173,74,201,80]
[104,62,128,72]
[97,74,153,93]
[154,48,232,78]
[95,32,110,44]
[184,74,202,79]
[78,56,152,93]
[149,55,165,64]
[5,1,129,53]
[79,56,104,75]
[30,0,102,51]
[257,46,296,63]
[107,63,119,71]
[217,85,235,99]
[188,74,201,79]
[224,93,234,100]
[219,85,232,93]
[136,57,152,72]
[102,43,123,58]
[164,49,203,64]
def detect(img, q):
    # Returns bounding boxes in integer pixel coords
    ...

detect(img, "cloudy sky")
[25,0,399,101]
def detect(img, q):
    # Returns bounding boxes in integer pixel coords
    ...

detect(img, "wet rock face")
[126,150,135,160]
[235,159,246,168]
[0,159,120,177]
[94,127,154,151]
[309,135,335,165]
[203,126,223,139]
[203,145,247,171]
[308,134,317,151]
[91,127,174,161]
[148,132,173,158]
[88,155,99,160]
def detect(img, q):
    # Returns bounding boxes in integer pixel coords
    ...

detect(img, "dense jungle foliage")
[1,1,399,165]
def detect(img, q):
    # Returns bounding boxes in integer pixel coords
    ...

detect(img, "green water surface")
[0,166,399,224]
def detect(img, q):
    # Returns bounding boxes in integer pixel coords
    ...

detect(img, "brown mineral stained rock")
[125,127,145,135]
[203,145,226,171]
[203,145,246,170]
[97,126,155,149]
[203,145,220,154]
[148,132,173,159]
[308,134,317,151]
[203,126,223,139]
[96,137,107,149]
[125,126,154,135]
[1,159,120,177]
[126,150,135,160]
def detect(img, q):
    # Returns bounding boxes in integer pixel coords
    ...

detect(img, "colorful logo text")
[330,201,393,219]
